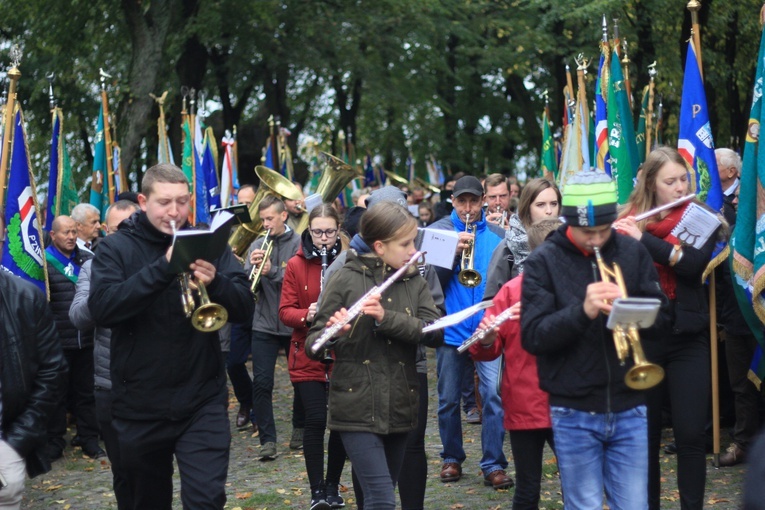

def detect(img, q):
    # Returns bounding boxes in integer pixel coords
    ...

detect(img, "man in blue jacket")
[430,176,510,489]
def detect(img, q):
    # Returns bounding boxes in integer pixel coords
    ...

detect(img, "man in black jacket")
[89,164,254,509]
[44,215,103,460]
[521,172,668,509]
[0,212,67,509]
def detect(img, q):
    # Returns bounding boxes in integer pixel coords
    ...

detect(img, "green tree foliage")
[0,0,762,197]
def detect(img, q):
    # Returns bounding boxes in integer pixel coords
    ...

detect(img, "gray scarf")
[504,214,529,275]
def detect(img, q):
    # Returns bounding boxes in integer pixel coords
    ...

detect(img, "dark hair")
[257,194,286,213]
[526,219,562,250]
[238,184,256,196]
[360,202,417,246]
[517,178,561,228]
[141,163,189,196]
[105,199,140,219]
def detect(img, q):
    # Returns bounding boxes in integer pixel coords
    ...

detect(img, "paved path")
[22,355,748,508]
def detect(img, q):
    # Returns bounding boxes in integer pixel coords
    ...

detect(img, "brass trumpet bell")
[190,281,229,332]
[626,364,665,390]
[458,268,482,287]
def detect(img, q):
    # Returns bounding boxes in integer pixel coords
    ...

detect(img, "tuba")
[458,214,481,287]
[228,166,303,257]
[295,152,362,233]
[593,246,664,390]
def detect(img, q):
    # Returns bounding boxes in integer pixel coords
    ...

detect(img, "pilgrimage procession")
[5,0,765,509]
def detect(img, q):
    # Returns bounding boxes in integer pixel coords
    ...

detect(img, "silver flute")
[456,306,517,354]
[310,250,425,354]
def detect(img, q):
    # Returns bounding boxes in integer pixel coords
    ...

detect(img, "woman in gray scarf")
[483,178,561,300]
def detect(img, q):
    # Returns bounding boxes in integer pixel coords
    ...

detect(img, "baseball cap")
[452,176,484,198]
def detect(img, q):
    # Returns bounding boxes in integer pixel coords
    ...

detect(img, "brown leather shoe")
[236,405,251,428]
[719,443,746,467]
[484,469,514,489]
[440,462,462,482]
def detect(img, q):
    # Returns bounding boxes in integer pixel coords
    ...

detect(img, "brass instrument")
[593,246,664,390]
[458,214,481,287]
[171,221,229,332]
[383,170,410,187]
[295,152,362,233]
[413,176,441,195]
[249,229,273,300]
[228,166,303,257]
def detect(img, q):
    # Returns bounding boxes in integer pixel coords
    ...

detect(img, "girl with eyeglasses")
[279,204,349,509]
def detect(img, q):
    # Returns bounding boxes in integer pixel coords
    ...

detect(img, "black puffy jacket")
[46,246,93,350]
[521,226,669,413]
[0,272,67,478]
[88,212,254,421]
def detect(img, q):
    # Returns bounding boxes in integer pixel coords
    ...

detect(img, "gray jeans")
[341,431,408,510]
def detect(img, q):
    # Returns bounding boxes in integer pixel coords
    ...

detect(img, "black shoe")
[663,442,677,455]
[70,435,83,448]
[325,482,345,508]
[83,446,107,459]
[44,444,64,462]
[310,485,331,510]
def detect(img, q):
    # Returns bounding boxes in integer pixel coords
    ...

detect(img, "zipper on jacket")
[399,361,416,427]
[364,360,374,422]
[592,260,612,414]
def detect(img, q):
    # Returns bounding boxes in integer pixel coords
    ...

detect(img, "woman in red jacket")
[469,219,560,510]
[279,204,347,510]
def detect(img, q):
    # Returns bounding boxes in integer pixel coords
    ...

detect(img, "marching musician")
[306,202,442,510]
[279,204,348,509]
[430,176,510,489]
[483,173,512,229]
[615,146,726,510]
[522,172,668,510]
[244,194,303,460]
[88,164,253,509]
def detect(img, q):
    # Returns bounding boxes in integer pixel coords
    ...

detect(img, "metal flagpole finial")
[602,15,608,43]
[99,68,112,90]
[648,61,658,79]
[47,72,56,110]
[687,0,701,13]
[542,89,549,104]
[9,45,22,69]
[189,88,196,106]
[612,17,620,41]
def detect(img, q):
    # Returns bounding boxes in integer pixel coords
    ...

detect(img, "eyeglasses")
[310,228,338,238]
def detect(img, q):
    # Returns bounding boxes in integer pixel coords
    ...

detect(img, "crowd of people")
[0,146,763,510]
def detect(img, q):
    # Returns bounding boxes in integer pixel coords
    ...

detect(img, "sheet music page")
[670,203,720,249]
[419,228,459,269]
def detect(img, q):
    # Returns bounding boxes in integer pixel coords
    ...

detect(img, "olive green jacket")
[306,251,443,435]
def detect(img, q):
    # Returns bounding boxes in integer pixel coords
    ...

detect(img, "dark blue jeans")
[342,431,409,510]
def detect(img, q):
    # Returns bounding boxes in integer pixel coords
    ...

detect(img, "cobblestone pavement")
[22,355,748,509]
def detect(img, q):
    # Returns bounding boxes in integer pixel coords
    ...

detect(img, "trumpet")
[593,246,664,390]
[457,307,517,353]
[249,230,273,300]
[458,214,481,287]
[170,221,229,332]
[310,251,426,354]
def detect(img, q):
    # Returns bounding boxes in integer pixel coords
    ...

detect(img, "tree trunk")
[118,0,176,178]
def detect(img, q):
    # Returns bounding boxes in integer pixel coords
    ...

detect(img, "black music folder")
[168,211,235,273]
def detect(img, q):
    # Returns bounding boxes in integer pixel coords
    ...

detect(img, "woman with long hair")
[306,202,443,510]
[279,204,348,510]
[484,177,561,299]
[615,146,725,510]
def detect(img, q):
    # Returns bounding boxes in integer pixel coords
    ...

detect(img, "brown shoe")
[719,443,746,467]
[440,462,462,482]
[236,405,251,428]
[484,469,514,489]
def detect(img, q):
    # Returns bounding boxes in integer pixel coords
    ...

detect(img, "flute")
[310,251,425,354]
[456,307,517,354]
[634,194,695,221]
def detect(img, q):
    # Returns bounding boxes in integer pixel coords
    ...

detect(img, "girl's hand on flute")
[476,314,499,346]
[614,216,642,241]
[326,308,353,337]
[361,293,384,322]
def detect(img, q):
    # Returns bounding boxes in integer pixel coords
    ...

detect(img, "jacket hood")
[120,211,174,246]
[349,233,371,254]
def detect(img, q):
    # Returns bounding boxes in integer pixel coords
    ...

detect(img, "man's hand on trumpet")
[456,231,475,256]
[249,248,272,276]
[190,259,217,286]
[583,281,622,319]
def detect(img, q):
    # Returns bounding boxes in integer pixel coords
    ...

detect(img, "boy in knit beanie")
[520,171,669,509]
